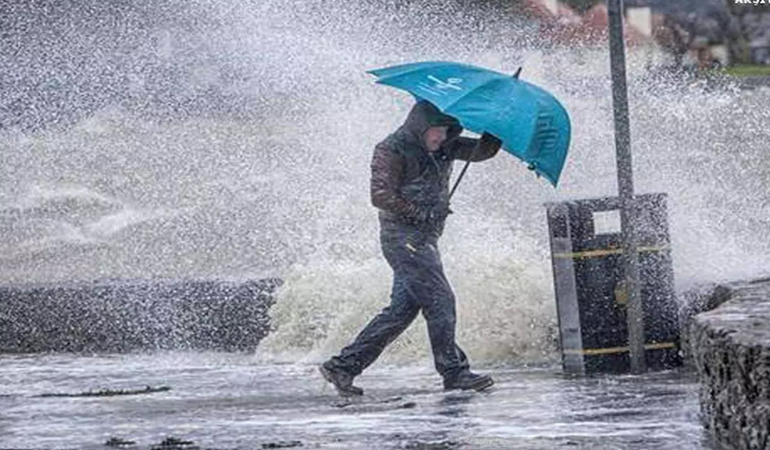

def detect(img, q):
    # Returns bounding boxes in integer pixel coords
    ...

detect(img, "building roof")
[521,0,652,48]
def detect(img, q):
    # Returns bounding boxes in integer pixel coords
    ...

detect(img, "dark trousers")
[327,223,470,379]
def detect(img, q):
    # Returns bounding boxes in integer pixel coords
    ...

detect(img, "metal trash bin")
[546,193,681,374]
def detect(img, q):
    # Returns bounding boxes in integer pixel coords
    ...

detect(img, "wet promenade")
[0,352,713,450]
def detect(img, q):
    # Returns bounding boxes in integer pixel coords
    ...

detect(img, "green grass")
[724,65,770,77]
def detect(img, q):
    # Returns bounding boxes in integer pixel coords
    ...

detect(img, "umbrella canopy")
[368,61,571,186]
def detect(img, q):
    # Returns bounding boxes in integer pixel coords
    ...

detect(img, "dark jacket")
[370,100,500,234]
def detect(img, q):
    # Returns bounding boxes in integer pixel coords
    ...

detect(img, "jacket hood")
[402,100,463,149]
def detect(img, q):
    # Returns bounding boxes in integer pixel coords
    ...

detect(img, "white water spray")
[1,0,769,365]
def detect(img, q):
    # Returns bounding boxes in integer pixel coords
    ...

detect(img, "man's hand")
[479,132,502,152]
[430,202,453,224]
[415,202,453,226]
[468,132,502,161]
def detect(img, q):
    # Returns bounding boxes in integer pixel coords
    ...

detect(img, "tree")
[723,0,770,65]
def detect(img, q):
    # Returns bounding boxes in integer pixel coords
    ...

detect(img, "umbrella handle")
[449,159,472,200]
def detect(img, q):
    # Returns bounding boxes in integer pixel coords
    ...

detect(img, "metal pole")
[449,160,472,200]
[607,0,646,374]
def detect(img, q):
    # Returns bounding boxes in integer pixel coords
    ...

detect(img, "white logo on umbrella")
[427,75,464,91]
[417,75,464,97]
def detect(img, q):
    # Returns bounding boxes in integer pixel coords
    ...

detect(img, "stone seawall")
[0,278,282,353]
[691,278,770,450]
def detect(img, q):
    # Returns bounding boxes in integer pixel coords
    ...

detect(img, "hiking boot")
[443,371,494,391]
[319,361,364,397]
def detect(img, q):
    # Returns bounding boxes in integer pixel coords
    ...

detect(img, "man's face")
[423,126,448,152]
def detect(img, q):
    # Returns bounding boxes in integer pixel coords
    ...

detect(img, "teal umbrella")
[368,61,571,187]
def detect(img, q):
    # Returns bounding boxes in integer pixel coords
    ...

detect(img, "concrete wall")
[690,279,770,450]
[0,278,281,353]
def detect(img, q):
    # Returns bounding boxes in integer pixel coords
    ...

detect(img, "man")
[320,100,502,396]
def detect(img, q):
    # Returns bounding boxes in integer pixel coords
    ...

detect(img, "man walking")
[321,100,502,396]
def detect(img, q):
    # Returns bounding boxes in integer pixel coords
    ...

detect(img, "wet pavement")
[0,352,715,450]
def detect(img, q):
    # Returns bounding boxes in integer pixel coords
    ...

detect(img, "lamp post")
[607,0,646,374]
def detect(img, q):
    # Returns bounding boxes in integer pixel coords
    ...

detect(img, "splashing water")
[1,0,769,366]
